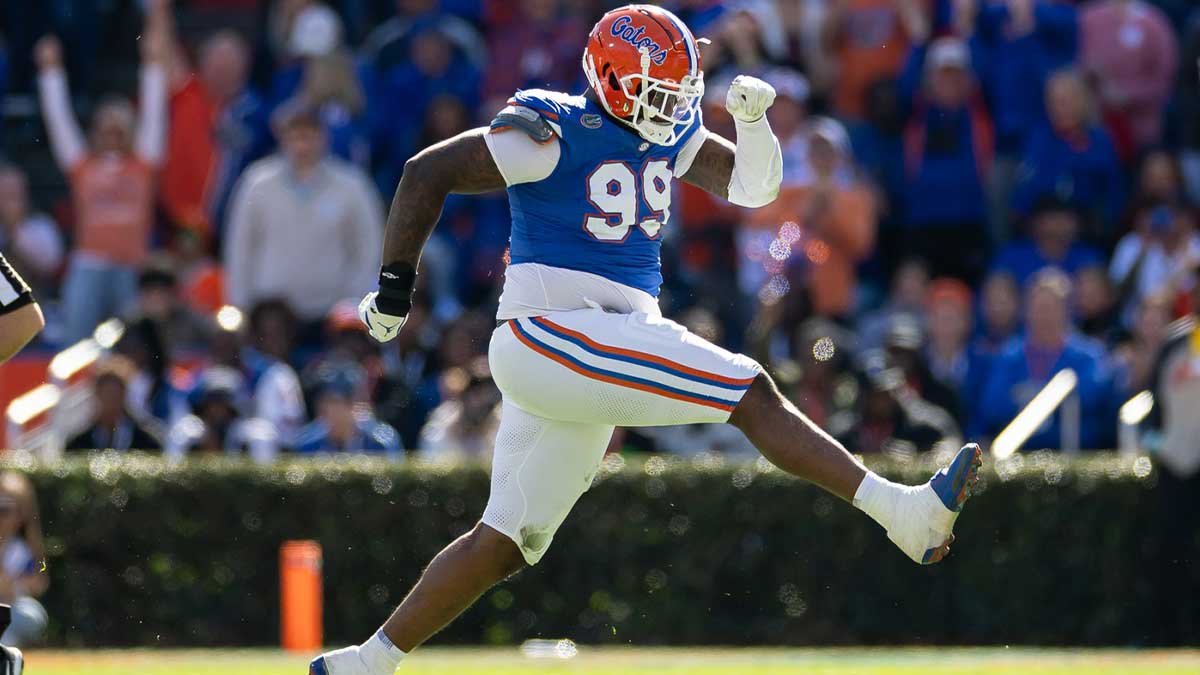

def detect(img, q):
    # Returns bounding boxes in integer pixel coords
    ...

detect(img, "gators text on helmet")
[582,4,704,147]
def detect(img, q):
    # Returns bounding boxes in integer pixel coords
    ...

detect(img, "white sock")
[852,471,918,531]
[359,629,405,673]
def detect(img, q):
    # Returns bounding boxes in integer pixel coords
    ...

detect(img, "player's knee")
[728,372,783,432]
[466,522,528,579]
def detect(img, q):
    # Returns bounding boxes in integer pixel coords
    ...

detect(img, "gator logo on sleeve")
[581,113,603,129]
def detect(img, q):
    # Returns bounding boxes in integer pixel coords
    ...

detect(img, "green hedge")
[6,451,1187,647]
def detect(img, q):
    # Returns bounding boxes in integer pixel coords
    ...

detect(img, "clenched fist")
[358,291,407,343]
[726,75,776,124]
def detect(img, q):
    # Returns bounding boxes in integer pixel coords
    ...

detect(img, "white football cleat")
[309,646,373,675]
[885,443,982,564]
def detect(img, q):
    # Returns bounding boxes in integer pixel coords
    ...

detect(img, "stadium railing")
[990,368,1079,458]
[3,318,123,457]
[1117,390,1153,455]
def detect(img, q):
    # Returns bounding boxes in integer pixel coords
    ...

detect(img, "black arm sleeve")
[0,252,35,317]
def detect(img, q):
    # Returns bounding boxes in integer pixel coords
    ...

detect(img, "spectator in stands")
[1075,265,1120,344]
[128,261,211,356]
[745,117,877,320]
[0,164,63,302]
[767,70,811,184]
[976,271,1022,353]
[374,293,442,450]
[373,22,481,190]
[1134,149,1187,205]
[418,356,501,461]
[0,472,48,647]
[302,300,382,404]
[924,277,984,427]
[1179,11,1200,204]
[166,366,279,462]
[1142,273,1200,645]
[1011,69,1124,237]
[293,365,402,456]
[297,49,371,167]
[436,310,494,373]
[775,318,860,432]
[967,0,1079,237]
[896,36,993,281]
[482,0,585,104]
[858,258,930,354]
[361,0,485,76]
[1110,202,1200,326]
[991,195,1105,289]
[242,299,306,440]
[190,302,304,447]
[65,357,162,452]
[161,16,270,243]
[1112,292,1171,397]
[1080,0,1178,154]
[33,3,169,344]
[978,268,1114,449]
[115,317,188,432]
[268,5,374,168]
[848,80,906,229]
[821,0,930,120]
[223,101,382,325]
[834,367,961,457]
[874,315,963,425]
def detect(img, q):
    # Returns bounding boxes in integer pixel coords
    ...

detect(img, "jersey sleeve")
[486,89,567,186]
[484,127,561,186]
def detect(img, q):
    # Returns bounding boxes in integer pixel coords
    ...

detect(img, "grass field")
[23,647,1200,675]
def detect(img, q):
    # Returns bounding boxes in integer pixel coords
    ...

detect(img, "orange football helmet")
[582,4,704,146]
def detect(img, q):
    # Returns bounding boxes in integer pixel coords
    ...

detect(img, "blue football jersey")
[497,89,702,297]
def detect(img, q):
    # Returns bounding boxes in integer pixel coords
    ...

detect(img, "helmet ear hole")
[607,71,620,91]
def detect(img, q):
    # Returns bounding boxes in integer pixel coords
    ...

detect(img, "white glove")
[358,291,407,343]
[726,75,777,124]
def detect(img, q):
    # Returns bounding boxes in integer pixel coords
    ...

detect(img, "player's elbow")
[400,150,450,194]
[0,303,45,365]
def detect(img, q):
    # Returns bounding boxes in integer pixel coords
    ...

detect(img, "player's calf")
[311,523,526,675]
[729,372,982,565]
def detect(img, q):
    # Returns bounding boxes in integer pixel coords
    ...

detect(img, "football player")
[314,6,982,674]
[0,253,44,365]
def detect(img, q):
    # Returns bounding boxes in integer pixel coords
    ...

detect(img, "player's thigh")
[489,308,761,426]
[481,401,613,565]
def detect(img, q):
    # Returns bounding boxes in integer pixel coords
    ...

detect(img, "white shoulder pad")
[485,123,562,187]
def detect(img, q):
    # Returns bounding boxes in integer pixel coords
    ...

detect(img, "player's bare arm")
[380,129,505,269]
[680,133,735,198]
[358,129,505,342]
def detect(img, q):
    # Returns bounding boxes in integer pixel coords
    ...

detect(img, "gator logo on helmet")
[610,15,669,66]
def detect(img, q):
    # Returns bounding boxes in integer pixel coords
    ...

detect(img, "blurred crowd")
[1,0,1198,461]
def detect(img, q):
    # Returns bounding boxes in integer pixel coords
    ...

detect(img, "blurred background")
[0,0,1197,655]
